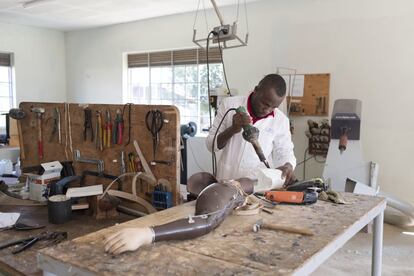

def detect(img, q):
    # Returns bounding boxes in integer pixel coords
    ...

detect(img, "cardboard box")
[25,161,63,202]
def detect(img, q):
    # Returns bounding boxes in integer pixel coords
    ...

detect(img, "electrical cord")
[206,31,215,128]
[211,108,237,176]
[303,147,309,180]
[216,32,232,96]
[299,147,327,180]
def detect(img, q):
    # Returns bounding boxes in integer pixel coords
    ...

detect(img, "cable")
[303,147,308,180]
[298,147,327,180]
[211,108,237,176]
[206,31,215,129]
[244,0,249,34]
[193,0,201,30]
[295,155,315,167]
[217,32,232,96]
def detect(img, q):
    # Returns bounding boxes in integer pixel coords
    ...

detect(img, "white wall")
[65,0,414,204]
[0,22,66,104]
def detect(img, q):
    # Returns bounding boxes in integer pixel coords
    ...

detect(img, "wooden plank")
[38,193,386,275]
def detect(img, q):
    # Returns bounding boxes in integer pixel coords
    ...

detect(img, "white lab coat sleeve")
[271,118,296,169]
[205,99,230,153]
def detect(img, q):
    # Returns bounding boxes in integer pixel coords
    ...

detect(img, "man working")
[206,74,296,185]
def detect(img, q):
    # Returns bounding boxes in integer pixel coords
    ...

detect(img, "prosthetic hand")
[104,227,153,255]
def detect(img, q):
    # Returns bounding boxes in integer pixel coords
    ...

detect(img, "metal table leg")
[371,210,384,276]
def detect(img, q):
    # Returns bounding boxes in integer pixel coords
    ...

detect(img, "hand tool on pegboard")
[127,152,142,173]
[31,107,45,159]
[83,108,94,142]
[104,110,112,148]
[95,111,103,151]
[49,107,61,144]
[122,103,133,146]
[9,108,27,159]
[112,109,124,145]
[128,152,136,172]
[145,109,164,160]
[120,151,126,174]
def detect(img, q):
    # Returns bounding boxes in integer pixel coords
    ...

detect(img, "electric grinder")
[236,106,270,168]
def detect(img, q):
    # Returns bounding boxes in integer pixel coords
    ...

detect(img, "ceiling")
[0,0,255,31]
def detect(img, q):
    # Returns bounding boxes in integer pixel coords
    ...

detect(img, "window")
[126,48,224,133]
[0,53,14,132]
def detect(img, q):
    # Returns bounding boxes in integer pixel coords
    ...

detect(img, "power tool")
[263,178,327,205]
[264,190,318,205]
[236,106,270,168]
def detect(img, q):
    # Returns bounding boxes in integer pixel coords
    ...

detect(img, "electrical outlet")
[212,23,237,43]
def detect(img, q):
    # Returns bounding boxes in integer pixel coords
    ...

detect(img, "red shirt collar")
[247,92,274,124]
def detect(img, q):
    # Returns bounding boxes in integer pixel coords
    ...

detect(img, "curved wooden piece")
[132,172,157,196]
[107,190,157,214]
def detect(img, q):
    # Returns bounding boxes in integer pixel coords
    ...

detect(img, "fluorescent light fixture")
[402,231,414,236]
[22,0,55,9]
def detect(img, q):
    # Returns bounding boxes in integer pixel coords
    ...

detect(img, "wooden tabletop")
[0,205,132,276]
[38,193,386,275]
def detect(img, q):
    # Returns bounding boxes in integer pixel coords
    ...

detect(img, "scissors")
[0,231,67,254]
[145,109,164,159]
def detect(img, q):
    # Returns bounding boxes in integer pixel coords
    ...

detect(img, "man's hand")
[277,163,296,187]
[231,112,252,133]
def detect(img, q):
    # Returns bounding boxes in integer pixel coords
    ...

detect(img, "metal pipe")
[371,211,384,276]
[74,150,104,174]
[210,0,225,26]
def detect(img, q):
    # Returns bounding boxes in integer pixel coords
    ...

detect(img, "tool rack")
[17,102,181,209]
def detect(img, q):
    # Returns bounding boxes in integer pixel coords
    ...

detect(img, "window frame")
[0,53,15,132]
[125,48,223,134]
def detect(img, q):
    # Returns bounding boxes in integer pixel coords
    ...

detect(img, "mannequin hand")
[231,112,252,133]
[277,163,296,187]
[104,227,153,255]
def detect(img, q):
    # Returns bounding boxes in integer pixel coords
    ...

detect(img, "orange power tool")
[264,190,318,205]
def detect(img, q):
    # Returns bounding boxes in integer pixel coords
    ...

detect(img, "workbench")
[37,193,386,276]
[0,205,133,275]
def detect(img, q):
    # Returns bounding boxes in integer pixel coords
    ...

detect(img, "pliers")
[83,108,94,142]
[0,231,67,254]
[112,109,124,145]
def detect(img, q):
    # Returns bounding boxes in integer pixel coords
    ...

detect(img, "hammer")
[252,219,313,236]
[31,107,45,159]
[9,108,27,160]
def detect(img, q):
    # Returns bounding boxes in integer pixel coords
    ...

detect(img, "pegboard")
[18,102,181,206]
[285,74,330,116]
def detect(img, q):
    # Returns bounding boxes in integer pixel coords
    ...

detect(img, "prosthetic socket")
[152,175,254,242]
